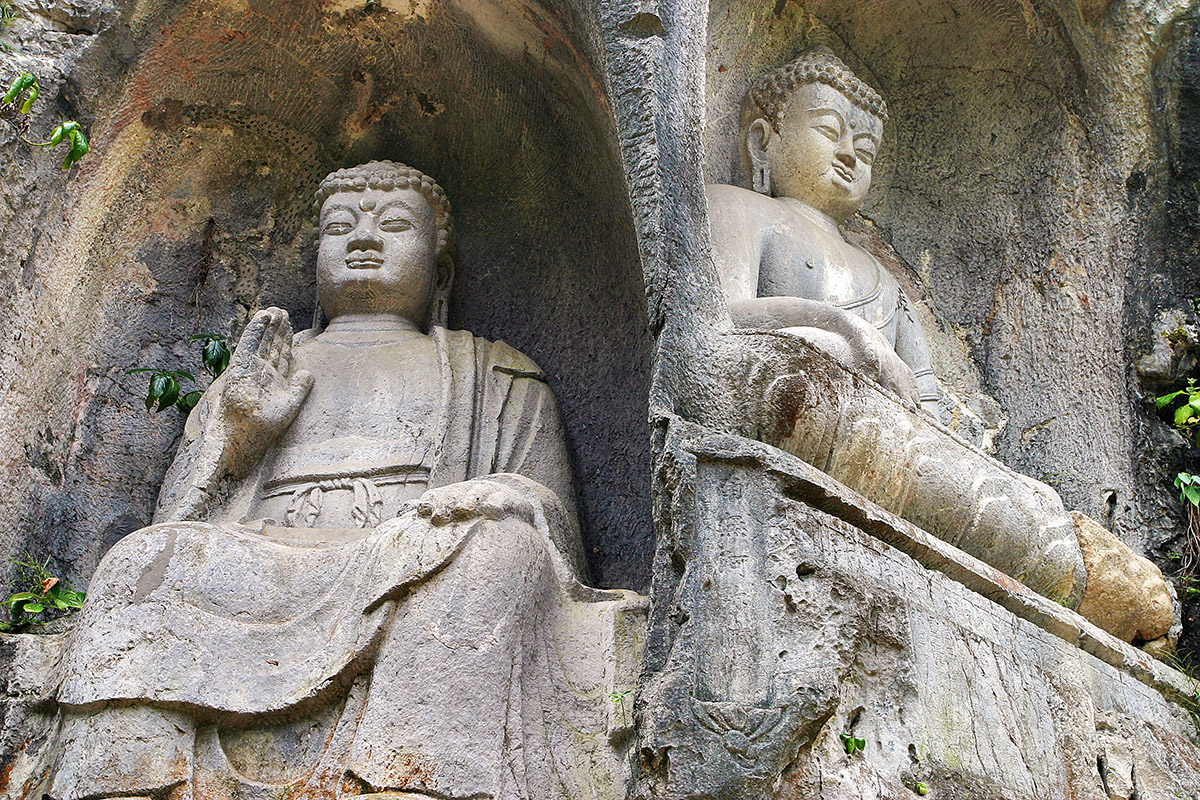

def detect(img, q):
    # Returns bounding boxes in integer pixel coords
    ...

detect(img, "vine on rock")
[1,71,89,168]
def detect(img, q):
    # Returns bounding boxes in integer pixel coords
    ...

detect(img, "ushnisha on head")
[743,48,886,223]
[313,160,455,330]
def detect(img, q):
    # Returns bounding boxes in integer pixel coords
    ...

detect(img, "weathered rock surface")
[3,0,1200,797]
[634,420,1200,800]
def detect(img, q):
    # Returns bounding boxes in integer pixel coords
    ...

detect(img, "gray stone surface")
[4,0,1200,797]
[633,419,1200,800]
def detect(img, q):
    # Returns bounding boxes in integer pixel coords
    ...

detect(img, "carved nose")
[348,229,383,252]
[835,147,856,169]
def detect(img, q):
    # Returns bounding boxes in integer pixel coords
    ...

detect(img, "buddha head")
[743,48,887,223]
[313,160,455,330]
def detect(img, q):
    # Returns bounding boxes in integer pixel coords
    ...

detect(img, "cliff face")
[3,0,1200,797]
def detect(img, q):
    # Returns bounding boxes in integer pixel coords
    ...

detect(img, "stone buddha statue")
[703,50,1175,649]
[45,161,642,800]
[707,47,939,415]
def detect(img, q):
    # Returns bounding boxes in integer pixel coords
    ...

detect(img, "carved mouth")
[831,164,854,183]
[346,255,383,269]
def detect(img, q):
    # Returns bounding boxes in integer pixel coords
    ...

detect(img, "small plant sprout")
[1,72,89,168]
[914,782,928,796]
[1158,379,1200,445]
[128,332,232,414]
[608,689,632,704]
[0,2,17,27]
[1,555,85,632]
[840,732,866,756]
[190,333,231,377]
[126,368,199,413]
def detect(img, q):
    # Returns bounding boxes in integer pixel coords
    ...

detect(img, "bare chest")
[759,216,902,335]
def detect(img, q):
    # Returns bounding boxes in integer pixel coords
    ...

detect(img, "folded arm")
[728,296,921,407]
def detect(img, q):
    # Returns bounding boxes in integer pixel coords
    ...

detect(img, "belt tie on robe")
[285,477,384,528]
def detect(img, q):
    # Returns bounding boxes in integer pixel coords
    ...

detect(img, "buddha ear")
[435,254,454,293]
[747,118,773,195]
[426,253,455,330]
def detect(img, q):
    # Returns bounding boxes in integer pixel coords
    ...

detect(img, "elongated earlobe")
[426,255,455,330]
[747,118,773,195]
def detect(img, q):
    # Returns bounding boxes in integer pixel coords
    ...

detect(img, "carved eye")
[379,217,413,233]
[813,123,840,142]
[323,221,354,235]
[855,147,876,165]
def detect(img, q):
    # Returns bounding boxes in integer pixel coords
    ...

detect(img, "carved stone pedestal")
[635,419,1200,800]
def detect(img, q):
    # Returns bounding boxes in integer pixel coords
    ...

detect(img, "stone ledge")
[634,417,1200,799]
[688,428,1197,705]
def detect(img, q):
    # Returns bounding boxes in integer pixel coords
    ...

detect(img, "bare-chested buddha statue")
[44,161,642,800]
[705,50,1175,648]
[707,48,939,415]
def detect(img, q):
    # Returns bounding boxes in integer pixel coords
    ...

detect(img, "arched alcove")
[703,0,1177,550]
[7,0,652,590]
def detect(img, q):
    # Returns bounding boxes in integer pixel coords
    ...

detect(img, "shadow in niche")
[55,0,652,588]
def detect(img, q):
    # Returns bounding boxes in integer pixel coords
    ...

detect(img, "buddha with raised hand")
[707,47,939,414]
[44,161,639,800]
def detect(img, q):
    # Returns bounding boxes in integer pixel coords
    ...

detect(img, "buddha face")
[750,81,882,222]
[316,186,446,324]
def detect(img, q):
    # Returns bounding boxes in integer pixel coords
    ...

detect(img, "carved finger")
[287,369,314,408]
[450,484,479,519]
[265,310,292,371]
[478,491,509,521]
[232,312,272,371]
[255,309,283,362]
[430,499,456,525]
[416,497,435,518]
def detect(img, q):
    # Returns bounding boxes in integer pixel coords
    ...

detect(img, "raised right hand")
[216,308,314,449]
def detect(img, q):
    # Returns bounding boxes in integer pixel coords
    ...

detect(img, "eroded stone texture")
[634,419,1200,800]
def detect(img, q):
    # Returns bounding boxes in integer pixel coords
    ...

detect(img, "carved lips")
[830,162,854,185]
[346,253,384,269]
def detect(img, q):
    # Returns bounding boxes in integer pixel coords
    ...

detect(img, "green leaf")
[147,373,169,411]
[914,782,928,796]
[202,338,231,377]
[50,597,68,610]
[176,391,202,413]
[156,376,180,412]
[22,602,44,614]
[18,83,36,114]
[5,591,37,604]
[1175,405,1194,428]
[2,72,33,104]
[167,370,196,382]
[1158,390,1186,408]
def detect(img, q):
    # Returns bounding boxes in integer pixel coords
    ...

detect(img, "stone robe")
[48,327,643,800]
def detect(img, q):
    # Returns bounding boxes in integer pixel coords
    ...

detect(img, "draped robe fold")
[49,328,641,800]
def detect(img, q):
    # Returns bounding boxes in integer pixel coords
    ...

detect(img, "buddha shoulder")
[705,183,789,222]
